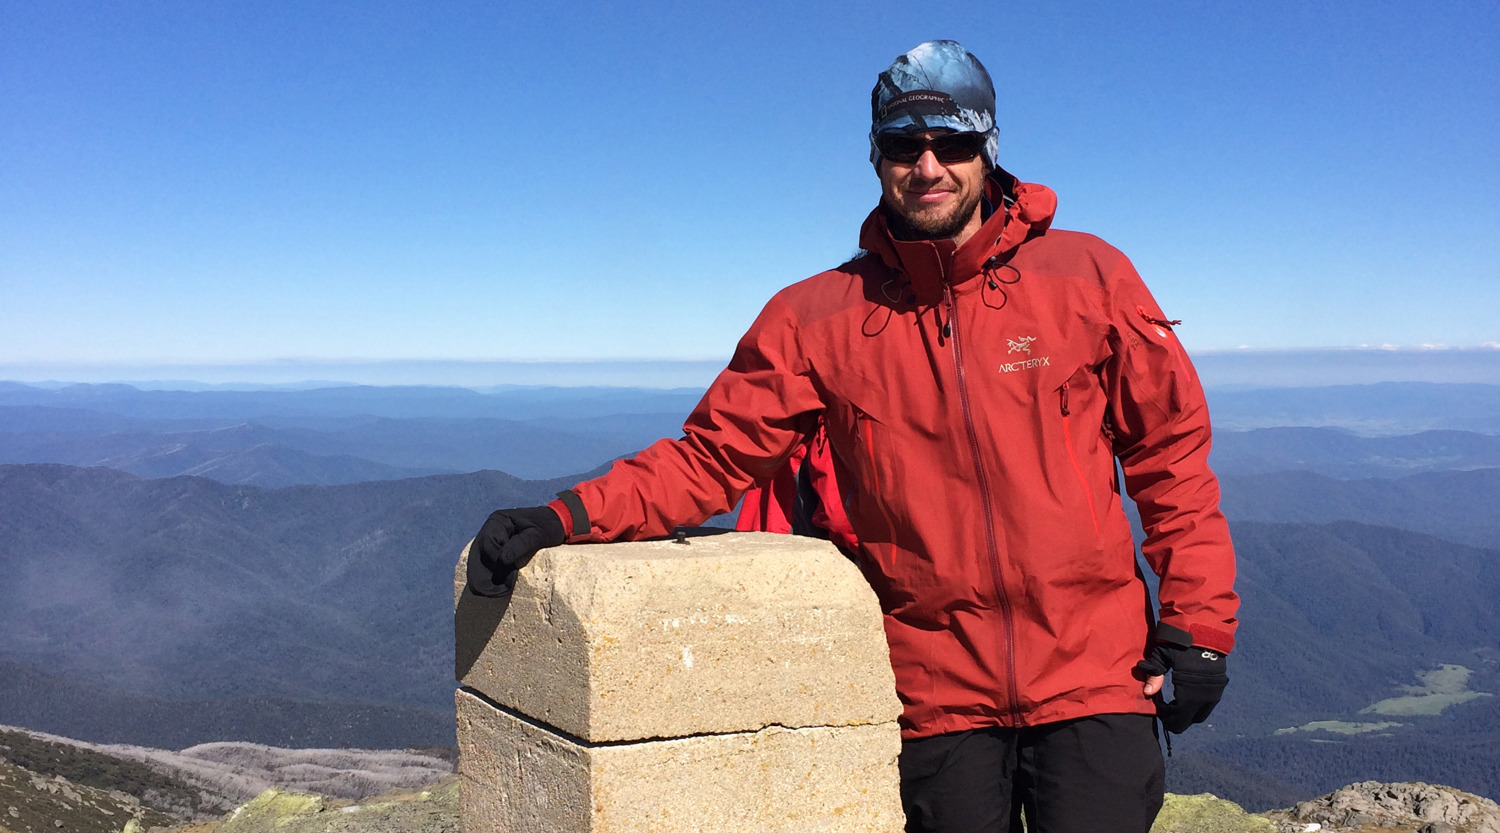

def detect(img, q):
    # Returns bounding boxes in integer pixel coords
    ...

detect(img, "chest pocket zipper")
[1058,381,1101,536]
[852,406,898,540]
[856,408,882,499]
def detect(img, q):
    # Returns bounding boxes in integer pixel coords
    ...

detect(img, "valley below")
[3,378,1499,818]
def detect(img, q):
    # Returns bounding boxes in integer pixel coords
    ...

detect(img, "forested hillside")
[3,379,1498,811]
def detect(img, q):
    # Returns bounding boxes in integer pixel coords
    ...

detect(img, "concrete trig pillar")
[454,530,905,832]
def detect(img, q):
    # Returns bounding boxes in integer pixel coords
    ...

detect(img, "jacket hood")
[860,168,1057,304]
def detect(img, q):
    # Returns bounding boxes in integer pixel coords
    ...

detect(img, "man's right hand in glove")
[466,506,566,597]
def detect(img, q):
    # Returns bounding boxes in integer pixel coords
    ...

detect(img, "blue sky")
[2,1,1497,383]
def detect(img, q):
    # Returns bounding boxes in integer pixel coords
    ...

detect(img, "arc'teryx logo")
[999,335,1049,374]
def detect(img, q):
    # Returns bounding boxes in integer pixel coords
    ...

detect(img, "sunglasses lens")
[877,135,925,163]
[932,134,984,163]
[877,133,984,164]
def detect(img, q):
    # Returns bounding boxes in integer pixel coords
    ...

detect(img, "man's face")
[877,130,988,245]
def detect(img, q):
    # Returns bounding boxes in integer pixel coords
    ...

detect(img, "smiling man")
[878,129,988,241]
[871,56,993,244]
[468,40,1239,833]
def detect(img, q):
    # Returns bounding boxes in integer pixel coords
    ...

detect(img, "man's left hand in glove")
[1136,625,1229,734]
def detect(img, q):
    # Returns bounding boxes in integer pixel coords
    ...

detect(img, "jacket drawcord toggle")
[1136,305,1182,328]
[939,286,954,341]
[980,258,1020,310]
[865,276,915,337]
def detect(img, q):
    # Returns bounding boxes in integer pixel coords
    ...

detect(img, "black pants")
[899,714,1165,833]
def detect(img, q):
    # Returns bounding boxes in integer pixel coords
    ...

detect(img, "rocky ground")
[1261,781,1500,833]
[148,779,458,833]
[6,724,1500,833]
[12,777,1500,833]
[137,780,1500,833]
[1,757,179,833]
[0,726,454,833]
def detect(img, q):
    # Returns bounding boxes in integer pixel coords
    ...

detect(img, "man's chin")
[889,209,970,241]
[883,193,982,242]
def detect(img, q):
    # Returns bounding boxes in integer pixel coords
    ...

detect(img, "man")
[469,40,1238,833]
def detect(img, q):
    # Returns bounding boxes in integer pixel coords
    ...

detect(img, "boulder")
[1269,781,1500,833]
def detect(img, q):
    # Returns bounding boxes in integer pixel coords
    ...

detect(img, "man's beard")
[884,186,984,241]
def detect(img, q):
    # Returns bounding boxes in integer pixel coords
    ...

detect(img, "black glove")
[1135,637,1229,734]
[467,506,566,597]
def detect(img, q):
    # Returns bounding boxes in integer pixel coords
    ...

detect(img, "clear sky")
[3,1,1497,381]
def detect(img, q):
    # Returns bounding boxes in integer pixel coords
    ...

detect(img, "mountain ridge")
[5,461,1500,810]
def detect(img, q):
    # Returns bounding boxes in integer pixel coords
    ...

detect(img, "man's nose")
[913,150,944,179]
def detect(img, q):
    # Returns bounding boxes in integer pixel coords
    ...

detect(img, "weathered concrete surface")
[456,689,904,833]
[454,532,900,743]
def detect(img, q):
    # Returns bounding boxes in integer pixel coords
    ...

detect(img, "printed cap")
[870,40,998,168]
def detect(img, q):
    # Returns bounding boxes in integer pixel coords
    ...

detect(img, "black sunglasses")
[875,132,986,164]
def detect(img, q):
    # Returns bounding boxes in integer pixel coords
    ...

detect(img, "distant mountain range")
[0,382,704,482]
[1212,427,1500,478]
[1,661,452,750]
[1219,468,1500,550]
[8,346,1498,390]
[2,379,1498,811]
[0,462,609,713]
[0,409,681,485]
[4,462,1499,808]
[3,382,1497,487]
[1205,382,1500,433]
[0,381,708,421]
[0,419,448,486]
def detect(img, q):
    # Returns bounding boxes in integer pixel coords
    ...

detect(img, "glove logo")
[1201,650,1221,661]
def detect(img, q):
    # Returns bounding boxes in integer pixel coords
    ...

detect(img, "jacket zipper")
[1058,382,1100,535]
[942,280,1023,723]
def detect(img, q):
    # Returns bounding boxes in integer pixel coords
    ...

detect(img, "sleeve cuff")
[552,489,591,541]
[1190,623,1236,654]
[1155,621,1236,654]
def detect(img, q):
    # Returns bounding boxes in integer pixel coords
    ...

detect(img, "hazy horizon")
[4,346,1500,391]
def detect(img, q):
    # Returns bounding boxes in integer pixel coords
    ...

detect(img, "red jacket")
[558,171,1239,738]
[734,422,858,551]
